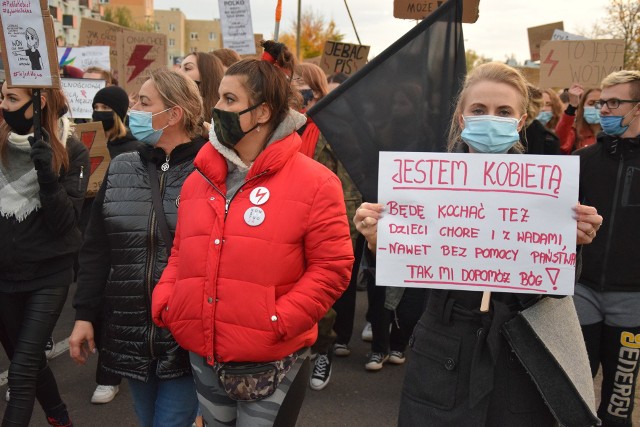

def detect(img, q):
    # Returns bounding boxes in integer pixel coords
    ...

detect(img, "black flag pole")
[32,88,42,142]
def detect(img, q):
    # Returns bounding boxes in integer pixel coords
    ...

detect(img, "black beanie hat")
[92,86,129,121]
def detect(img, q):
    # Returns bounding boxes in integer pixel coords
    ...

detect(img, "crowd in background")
[0,38,639,427]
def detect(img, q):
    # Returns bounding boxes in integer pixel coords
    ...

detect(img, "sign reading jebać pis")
[376,152,579,295]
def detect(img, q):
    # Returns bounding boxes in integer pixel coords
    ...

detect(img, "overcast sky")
[154,0,607,62]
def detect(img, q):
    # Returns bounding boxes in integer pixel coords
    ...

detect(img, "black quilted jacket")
[74,137,205,381]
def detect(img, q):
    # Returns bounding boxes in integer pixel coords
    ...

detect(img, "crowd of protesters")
[0,38,639,427]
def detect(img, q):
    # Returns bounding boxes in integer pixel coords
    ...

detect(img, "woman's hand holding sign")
[575,203,603,245]
[354,202,384,253]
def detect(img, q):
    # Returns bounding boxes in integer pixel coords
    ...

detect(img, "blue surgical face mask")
[601,105,639,136]
[461,115,521,154]
[128,108,171,145]
[583,107,600,125]
[536,111,553,125]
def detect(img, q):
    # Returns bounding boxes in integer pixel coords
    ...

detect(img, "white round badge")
[249,187,270,206]
[244,207,266,226]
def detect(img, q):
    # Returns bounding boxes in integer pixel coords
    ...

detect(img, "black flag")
[307,0,466,202]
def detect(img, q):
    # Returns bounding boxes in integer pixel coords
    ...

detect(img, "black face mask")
[3,100,34,135]
[92,110,116,132]
[300,89,314,108]
[211,103,262,148]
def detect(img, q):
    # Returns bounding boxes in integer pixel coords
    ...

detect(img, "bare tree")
[593,0,640,69]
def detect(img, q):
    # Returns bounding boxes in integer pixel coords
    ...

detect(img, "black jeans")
[0,285,69,427]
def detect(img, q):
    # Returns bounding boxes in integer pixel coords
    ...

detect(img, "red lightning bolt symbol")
[255,188,268,204]
[127,45,154,82]
[542,49,559,77]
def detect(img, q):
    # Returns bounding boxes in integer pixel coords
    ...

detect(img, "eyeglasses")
[594,99,640,110]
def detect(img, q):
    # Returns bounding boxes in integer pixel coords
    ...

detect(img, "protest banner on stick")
[73,122,110,197]
[61,78,106,119]
[218,0,256,55]
[527,21,564,61]
[319,41,370,76]
[117,29,167,96]
[376,152,579,296]
[79,18,124,81]
[393,0,479,23]
[58,46,110,71]
[0,0,59,88]
[539,39,625,88]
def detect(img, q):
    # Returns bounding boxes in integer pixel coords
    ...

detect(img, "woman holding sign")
[354,62,604,427]
[0,83,89,426]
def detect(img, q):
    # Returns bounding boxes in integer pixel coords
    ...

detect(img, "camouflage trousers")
[189,351,310,427]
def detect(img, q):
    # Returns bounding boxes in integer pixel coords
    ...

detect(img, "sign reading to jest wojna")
[539,39,625,88]
[376,152,579,295]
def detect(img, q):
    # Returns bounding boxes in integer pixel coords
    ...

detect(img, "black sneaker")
[309,353,332,391]
[365,352,389,371]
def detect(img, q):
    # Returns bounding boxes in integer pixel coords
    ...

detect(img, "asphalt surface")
[0,284,405,426]
[1,283,639,426]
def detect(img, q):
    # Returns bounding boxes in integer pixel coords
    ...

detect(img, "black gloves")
[28,129,52,172]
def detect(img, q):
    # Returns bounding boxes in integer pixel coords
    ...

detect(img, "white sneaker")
[361,322,373,342]
[91,385,119,404]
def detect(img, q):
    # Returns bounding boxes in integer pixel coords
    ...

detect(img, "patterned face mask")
[211,103,262,148]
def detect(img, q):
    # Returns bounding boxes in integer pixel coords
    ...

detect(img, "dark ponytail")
[226,40,297,131]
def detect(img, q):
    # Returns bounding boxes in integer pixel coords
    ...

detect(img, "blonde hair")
[296,63,329,100]
[601,70,640,99]
[542,88,563,130]
[526,84,543,126]
[105,111,127,141]
[447,62,528,153]
[149,69,203,138]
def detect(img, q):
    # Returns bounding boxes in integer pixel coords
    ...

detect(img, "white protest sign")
[57,46,110,71]
[551,29,587,41]
[376,152,579,295]
[0,0,59,87]
[218,0,256,55]
[61,78,106,119]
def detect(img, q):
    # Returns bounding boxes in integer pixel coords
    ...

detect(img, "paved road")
[1,284,639,426]
[0,284,405,426]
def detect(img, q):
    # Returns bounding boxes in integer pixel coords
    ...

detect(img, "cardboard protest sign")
[58,46,110,71]
[393,0,479,23]
[79,18,124,80]
[117,29,167,95]
[218,0,256,55]
[0,0,59,87]
[527,21,563,61]
[539,39,625,88]
[376,152,579,295]
[320,41,370,76]
[61,78,106,119]
[516,67,540,86]
[74,122,110,197]
[551,29,587,41]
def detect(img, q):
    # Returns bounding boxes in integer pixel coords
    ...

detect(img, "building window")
[169,23,176,32]
[209,32,216,41]
[154,23,160,31]
[99,0,108,3]
[190,32,198,40]
[169,39,175,47]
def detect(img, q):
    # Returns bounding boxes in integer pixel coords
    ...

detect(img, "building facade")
[49,0,99,47]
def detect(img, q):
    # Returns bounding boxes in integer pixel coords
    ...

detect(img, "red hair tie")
[261,51,277,64]
[261,50,292,80]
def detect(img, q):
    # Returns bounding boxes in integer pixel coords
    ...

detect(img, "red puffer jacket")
[152,131,354,364]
